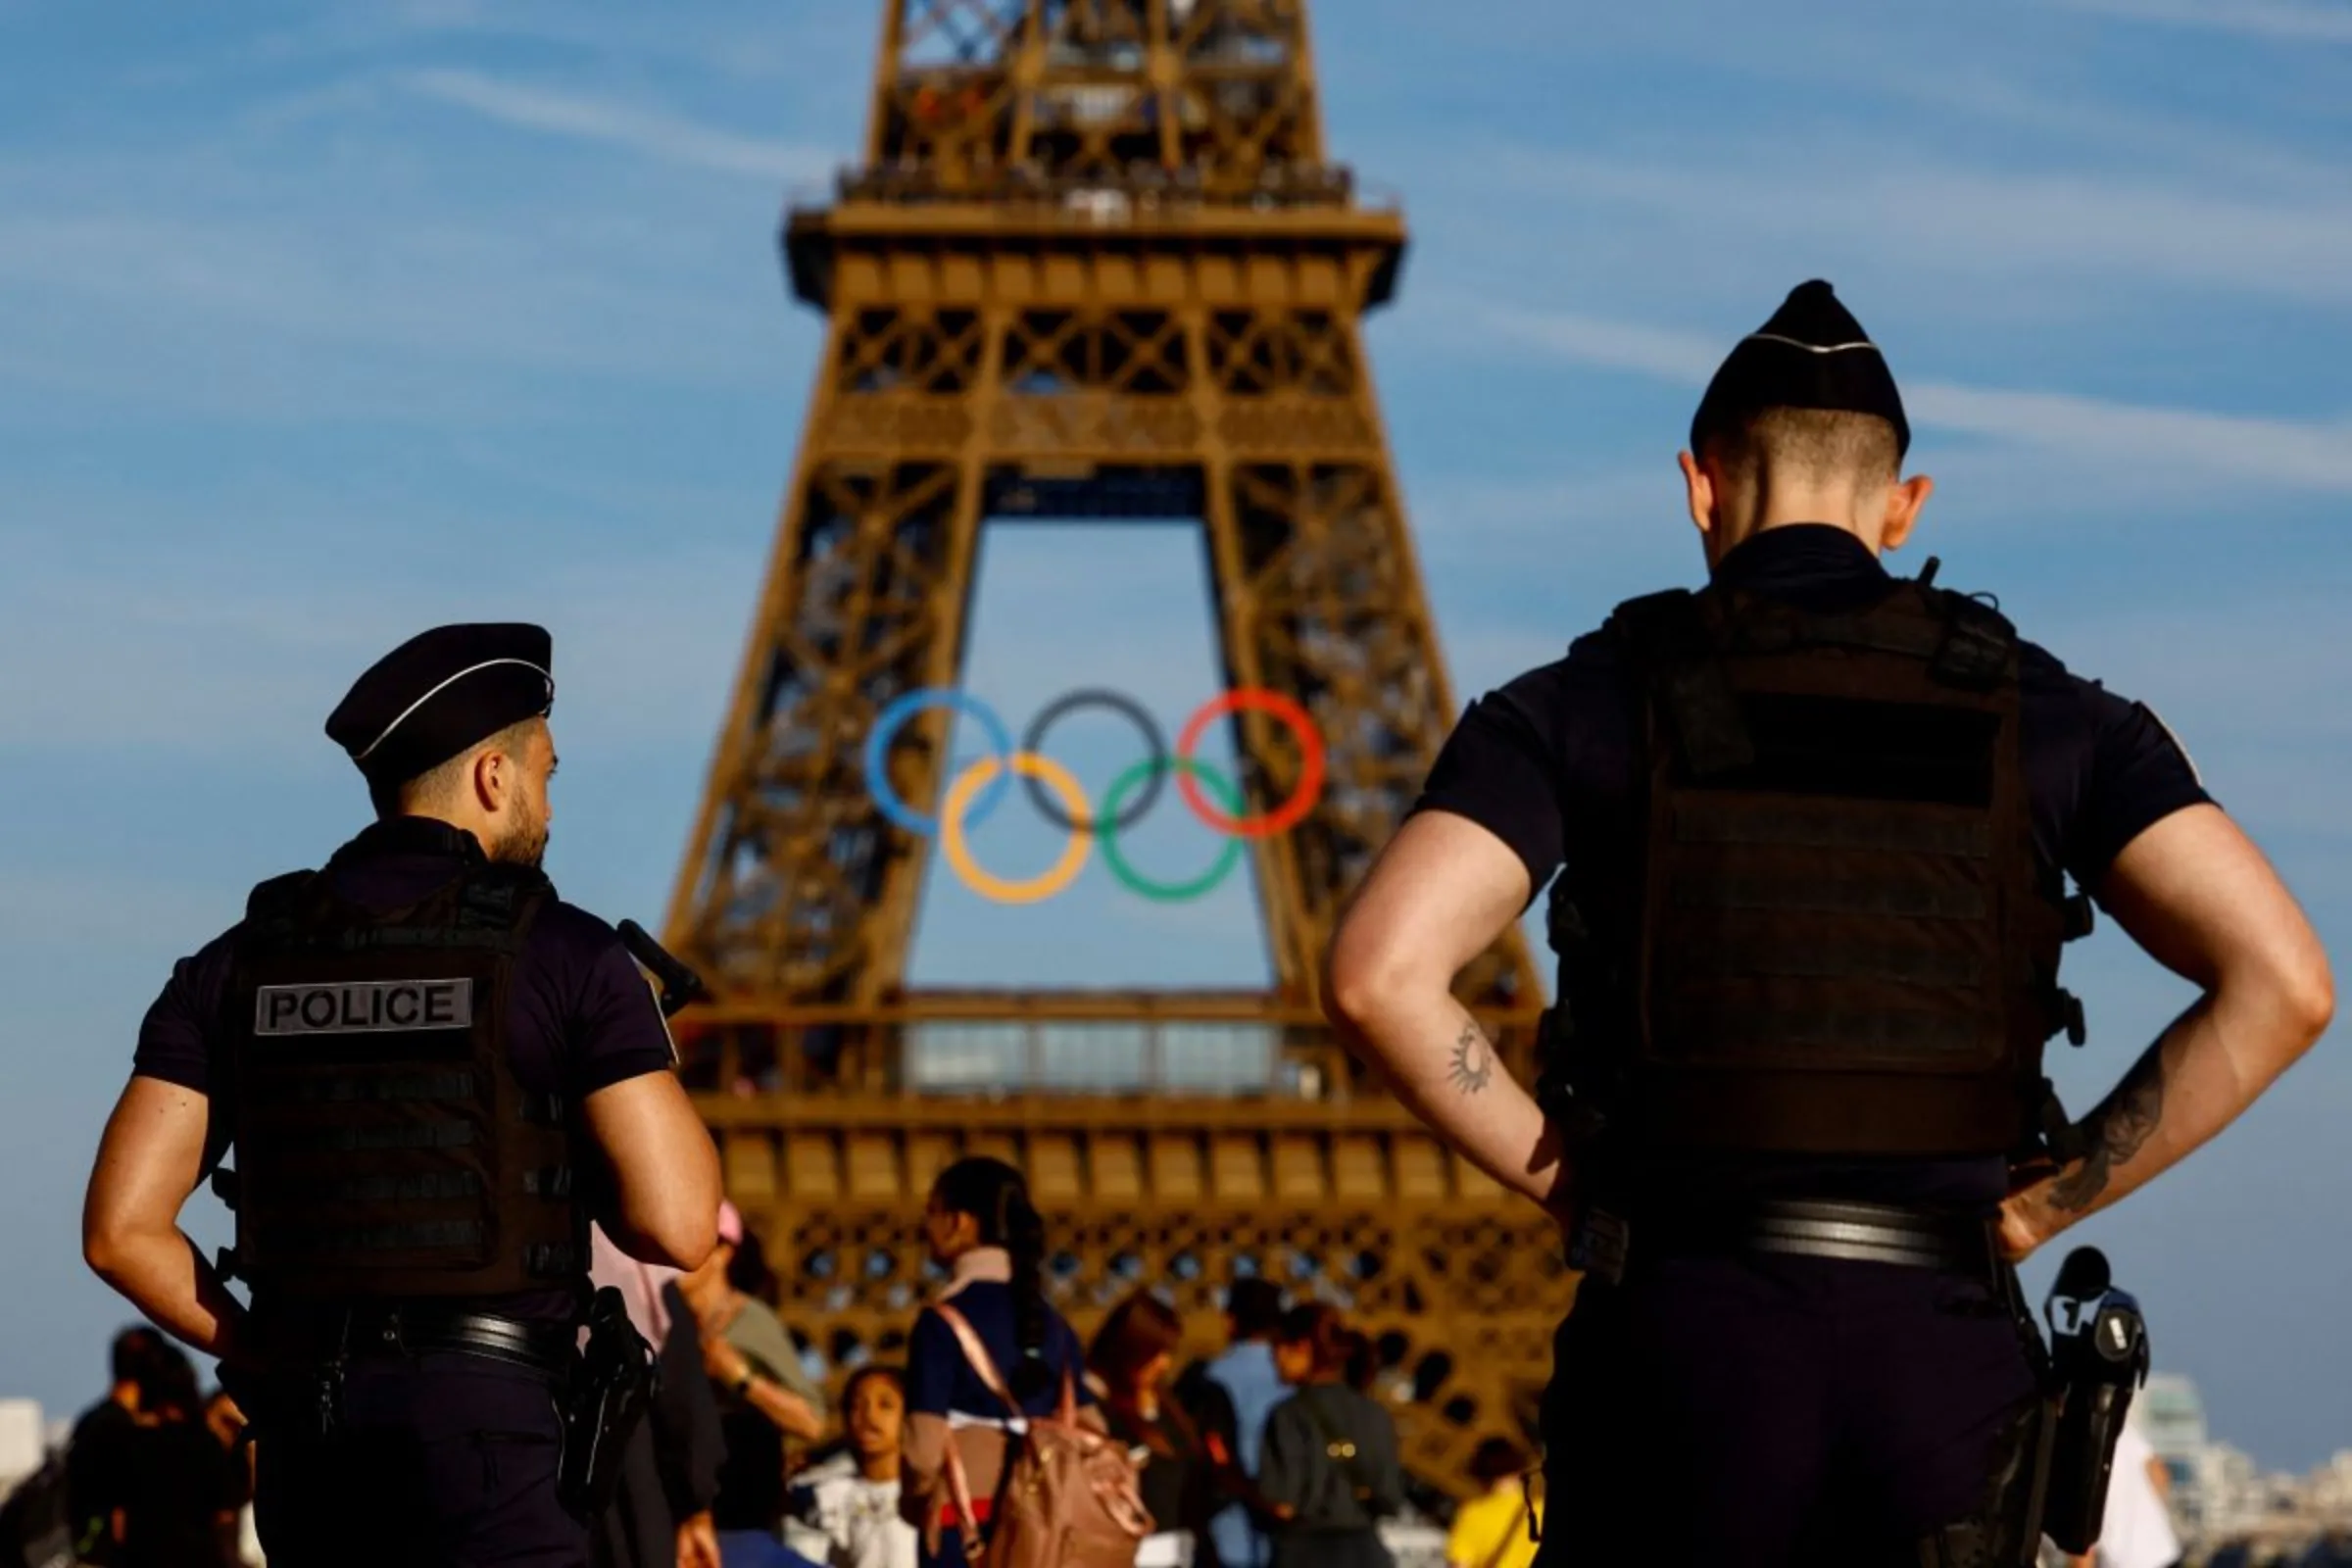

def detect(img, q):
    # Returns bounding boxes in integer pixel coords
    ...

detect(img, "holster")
[556,1285,655,1522]
[1917,1260,2147,1566]
[2037,1287,2150,1554]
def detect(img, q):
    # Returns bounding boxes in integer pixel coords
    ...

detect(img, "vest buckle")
[2062,892,2096,942]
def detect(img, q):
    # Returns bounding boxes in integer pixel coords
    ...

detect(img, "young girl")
[899,1157,1096,1568]
[785,1367,919,1568]
[1258,1306,1404,1568]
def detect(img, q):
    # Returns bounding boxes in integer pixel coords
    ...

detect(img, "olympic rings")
[939,753,1093,905]
[1019,689,1167,834]
[864,689,1015,834]
[862,685,1329,905]
[1098,757,1247,903]
[1176,689,1327,839]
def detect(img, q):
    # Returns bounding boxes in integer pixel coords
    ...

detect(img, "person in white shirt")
[2059,1414,2181,1568]
[786,1368,919,1568]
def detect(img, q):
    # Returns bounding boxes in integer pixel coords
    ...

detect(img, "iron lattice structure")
[665,0,1564,1494]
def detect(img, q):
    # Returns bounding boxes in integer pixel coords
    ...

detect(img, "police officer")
[83,622,724,1568]
[1322,283,2334,1563]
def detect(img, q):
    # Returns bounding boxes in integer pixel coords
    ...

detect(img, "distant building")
[2140,1372,2208,1465]
[0,1398,44,1503]
[2139,1372,2352,1558]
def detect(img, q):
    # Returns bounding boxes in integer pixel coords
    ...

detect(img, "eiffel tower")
[664,0,1563,1492]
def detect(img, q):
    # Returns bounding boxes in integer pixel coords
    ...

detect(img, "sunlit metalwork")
[665,0,1559,1494]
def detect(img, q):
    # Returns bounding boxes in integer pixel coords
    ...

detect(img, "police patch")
[254,978,475,1036]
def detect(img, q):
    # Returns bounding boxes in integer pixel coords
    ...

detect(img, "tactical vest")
[1540,573,2093,1160]
[220,861,586,1303]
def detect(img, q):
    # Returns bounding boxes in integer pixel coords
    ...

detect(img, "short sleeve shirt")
[904,1280,1093,1425]
[1446,1487,1540,1568]
[130,814,680,1312]
[1410,525,2214,1204]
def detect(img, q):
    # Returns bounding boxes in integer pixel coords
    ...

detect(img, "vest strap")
[1663,1003,1994,1056]
[1671,870,1991,921]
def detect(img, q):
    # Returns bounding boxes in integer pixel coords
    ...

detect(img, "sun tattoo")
[1447,1021,1494,1095]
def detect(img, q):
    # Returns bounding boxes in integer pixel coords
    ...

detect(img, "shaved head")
[1703,407,1901,490]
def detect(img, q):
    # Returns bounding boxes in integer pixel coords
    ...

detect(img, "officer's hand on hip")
[1995,1191,2052,1264]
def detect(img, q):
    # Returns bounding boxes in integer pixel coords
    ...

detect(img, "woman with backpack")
[900,1156,1148,1568]
[1258,1306,1404,1568]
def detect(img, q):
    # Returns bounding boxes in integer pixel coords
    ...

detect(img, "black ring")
[1018,689,1168,835]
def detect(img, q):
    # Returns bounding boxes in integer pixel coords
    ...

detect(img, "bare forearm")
[2012,976,2324,1244]
[1330,988,1565,1210]
[747,1379,824,1442]
[710,1341,826,1441]
[83,1077,243,1361]
[87,1227,245,1362]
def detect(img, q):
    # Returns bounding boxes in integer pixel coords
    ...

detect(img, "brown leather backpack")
[935,1303,1154,1568]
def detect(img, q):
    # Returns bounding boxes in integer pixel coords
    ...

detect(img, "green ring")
[1098,757,1246,903]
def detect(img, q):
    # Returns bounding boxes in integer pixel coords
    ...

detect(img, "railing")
[785,160,1399,218]
[677,994,1544,1106]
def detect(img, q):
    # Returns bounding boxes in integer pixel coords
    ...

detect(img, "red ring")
[1174,689,1327,839]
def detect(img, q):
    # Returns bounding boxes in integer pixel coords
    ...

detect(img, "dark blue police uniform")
[1413,522,2210,1561]
[136,629,677,1568]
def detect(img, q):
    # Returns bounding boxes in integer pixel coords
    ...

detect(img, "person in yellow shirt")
[1446,1440,1540,1568]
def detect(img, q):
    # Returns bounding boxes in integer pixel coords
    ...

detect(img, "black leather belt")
[319,1306,577,1377]
[1573,1198,2001,1286]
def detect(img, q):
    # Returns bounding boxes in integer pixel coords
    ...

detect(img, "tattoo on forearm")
[1447,1021,1494,1096]
[2050,1043,2168,1213]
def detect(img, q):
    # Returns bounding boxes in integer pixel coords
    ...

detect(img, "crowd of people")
[26,1326,260,1568]
[24,1155,1544,1568]
[594,1153,1524,1568]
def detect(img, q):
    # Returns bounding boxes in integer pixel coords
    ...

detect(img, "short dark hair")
[1703,407,1899,487]
[1276,1302,1348,1378]
[132,1341,199,1417]
[725,1228,777,1298]
[842,1364,904,1407]
[109,1326,166,1388]
[1225,1277,1284,1340]
[369,717,540,818]
[1469,1437,1529,1484]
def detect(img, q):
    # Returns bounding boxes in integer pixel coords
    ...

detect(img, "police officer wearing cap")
[83,623,724,1568]
[1323,283,2333,1561]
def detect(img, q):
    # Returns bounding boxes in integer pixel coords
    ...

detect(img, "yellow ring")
[940,752,1092,905]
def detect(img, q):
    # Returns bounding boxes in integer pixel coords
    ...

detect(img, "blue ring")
[862,689,1014,835]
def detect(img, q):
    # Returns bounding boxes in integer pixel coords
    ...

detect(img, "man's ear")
[1881,472,1934,553]
[1679,450,1716,541]
[469,745,508,812]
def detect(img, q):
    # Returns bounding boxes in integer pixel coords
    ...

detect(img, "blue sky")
[3,0,2348,1466]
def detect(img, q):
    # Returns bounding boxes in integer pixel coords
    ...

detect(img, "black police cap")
[325,623,555,785]
[1690,279,1910,460]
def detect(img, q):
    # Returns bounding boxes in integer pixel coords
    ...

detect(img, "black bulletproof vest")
[1541,575,2092,1160]
[221,860,585,1303]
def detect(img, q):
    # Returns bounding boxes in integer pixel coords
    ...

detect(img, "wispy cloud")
[400,69,833,183]
[1909,384,2352,493]
[1460,148,2352,310]
[0,525,753,762]
[1455,301,2352,493]
[2045,0,2352,41]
